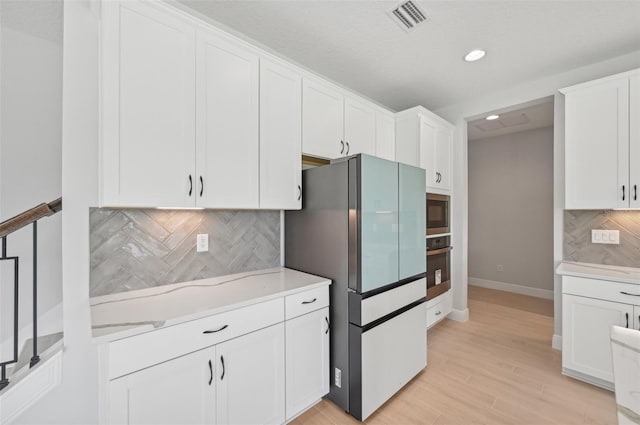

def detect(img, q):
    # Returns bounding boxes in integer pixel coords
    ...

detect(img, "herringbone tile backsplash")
[564,210,640,267]
[89,208,280,297]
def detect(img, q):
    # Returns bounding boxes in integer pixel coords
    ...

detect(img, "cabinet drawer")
[108,298,284,379]
[427,291,452,328]
[562,276,640,305]
[285,286,329,320]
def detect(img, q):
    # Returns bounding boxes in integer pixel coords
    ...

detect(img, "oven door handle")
[426,246,453,256]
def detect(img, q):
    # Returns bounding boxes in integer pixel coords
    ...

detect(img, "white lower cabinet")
[216,324,285,425]
[101,285,330,425]
[561,275,640,390]
[285,307,330,421]
[108,348,216,425]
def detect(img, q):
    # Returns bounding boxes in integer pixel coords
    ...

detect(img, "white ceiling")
[468,98,554,141]
[178,0,640,112]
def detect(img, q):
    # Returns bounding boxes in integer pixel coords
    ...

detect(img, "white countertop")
[90,267,331,343]
[556,261,640,285]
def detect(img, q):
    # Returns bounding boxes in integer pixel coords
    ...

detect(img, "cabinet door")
[216,323,285,425]
[630,75,640,209]
[302,79,344,159]
[260,59,302,210]
[108,348,216,425]
[375,112,396,161]
[196,30,259,208]
[344,97,376,157]
[562,294,634,383]
[101,1,196,207]
[419,118,437,188]
[565,78,630,209]
[285,307,330,421]
[434,126,452,191]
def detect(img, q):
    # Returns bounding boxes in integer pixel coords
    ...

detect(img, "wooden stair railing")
[0,197,62,391]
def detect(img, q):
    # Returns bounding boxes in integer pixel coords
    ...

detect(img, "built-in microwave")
[426,193,450,235]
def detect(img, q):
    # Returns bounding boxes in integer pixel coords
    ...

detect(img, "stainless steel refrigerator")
[285,154,427,421]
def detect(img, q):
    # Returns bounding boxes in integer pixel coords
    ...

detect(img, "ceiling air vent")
[388,1,430,31]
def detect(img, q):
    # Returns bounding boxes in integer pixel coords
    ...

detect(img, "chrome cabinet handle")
[325,316,330,334]
[203,324,228,334]
[188,175,193,196]
[208,360,213,386]
[297,185,302,201]
[621,292,640,297]
[346,142,350,155]
[220,355,225,380]
[200,176,204,197]
[340,140,345,154]
[435,311,442,316]
[302,298,317,305]
[623,185,626,201]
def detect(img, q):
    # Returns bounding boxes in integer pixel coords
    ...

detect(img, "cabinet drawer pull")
[635,184,638,201]
[340,140,345,154]
[188,174,193,197]
[622,185,626,201]
[297,185,302,201]
[208,360,213,386]
[625,312,629,328]
[199,176,204,197]
[302,298,317,305]
[345,142,350,155]
[203,324,228,334]
[220,355,225,381]
[435,311,442,316]
[325,316,330,334]
[620,292,640,297]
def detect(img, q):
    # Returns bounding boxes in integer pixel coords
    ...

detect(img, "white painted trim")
[552,334,562,351]
[0,350,63,424]
[469,277,554,300]
[447,308,468,322]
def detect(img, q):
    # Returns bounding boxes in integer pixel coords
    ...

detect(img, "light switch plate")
[591,229,619,245]
[196,234,209,252]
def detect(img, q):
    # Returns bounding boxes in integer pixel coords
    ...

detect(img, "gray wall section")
[564,210,640,267]
[468,126,554,291]
[90,209,280,297]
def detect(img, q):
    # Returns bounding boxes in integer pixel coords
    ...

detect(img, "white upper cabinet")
[101,1,196,207]
[196,29,259,209]
[375,111,396,161]
[396,107,454,194]
[344,97,376,156]
[259,59,302,210]
[630,74,640,209]
[562,69,640,209]
[302,79,345,159]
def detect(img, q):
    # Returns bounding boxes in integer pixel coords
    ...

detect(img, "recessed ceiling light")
[464,49,486,62]
[486,114,500,120]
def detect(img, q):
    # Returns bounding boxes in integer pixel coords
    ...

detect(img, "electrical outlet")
[196,234,209,252]
[496,264,504,272]
[335,368,342,388]
[591,229,619,245]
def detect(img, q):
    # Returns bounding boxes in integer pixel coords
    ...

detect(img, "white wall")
[0,1,63,359]
[435,50,640,344]
[15,1,100,423]
[468,126,554,298]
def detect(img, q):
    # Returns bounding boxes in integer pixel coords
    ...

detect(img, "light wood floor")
[292,286,616,425]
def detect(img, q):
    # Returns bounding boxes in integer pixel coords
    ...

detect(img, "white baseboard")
[552,334,562,351]
[0,349,62,424]
[447,308,469,322]
[469,277,554,300]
